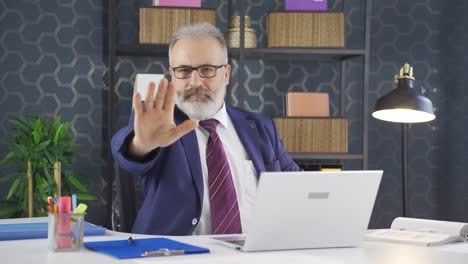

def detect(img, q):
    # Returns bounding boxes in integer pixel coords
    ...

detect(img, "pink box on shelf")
[285,0,327,11]
[153,0,201,8]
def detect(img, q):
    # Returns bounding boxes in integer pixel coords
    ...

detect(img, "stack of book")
[140,1,215,44]
[273,92,348,153]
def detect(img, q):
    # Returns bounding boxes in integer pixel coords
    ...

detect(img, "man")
[111,23,300,236]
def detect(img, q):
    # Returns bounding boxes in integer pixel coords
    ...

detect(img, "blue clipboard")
[84,237,210,259]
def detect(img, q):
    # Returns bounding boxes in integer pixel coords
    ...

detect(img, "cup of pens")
[48,212,86,251]
[47,195,87,252]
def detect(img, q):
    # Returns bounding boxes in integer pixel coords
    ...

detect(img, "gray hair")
[168,23,228,66]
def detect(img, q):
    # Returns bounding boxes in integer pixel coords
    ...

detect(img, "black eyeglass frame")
[170,64,227,79]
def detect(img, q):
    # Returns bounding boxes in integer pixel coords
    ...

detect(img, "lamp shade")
[372,63,435,123]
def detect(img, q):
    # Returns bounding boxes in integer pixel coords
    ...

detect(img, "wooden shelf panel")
[289,153,363,160]
[116,44,365,61]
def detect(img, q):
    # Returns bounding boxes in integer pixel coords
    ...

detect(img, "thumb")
[171,119,199,139]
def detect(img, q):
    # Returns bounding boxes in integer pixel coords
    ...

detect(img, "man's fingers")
[164,81,176,113]
[145,82,156,109]
[171,119,199,139]
[133,92,143,115]
[154,78,168,110]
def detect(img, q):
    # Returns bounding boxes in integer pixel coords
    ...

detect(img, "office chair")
[115,74,165,232]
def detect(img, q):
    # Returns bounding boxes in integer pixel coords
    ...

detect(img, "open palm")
[130,78,198,157]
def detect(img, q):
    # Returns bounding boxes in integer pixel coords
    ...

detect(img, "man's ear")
[224,64,231,86]
[168,68,174,81]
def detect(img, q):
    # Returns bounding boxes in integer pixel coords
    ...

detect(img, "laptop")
[213,170,383,252]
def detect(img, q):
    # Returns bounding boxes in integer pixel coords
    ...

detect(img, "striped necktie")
[199,119,242,234]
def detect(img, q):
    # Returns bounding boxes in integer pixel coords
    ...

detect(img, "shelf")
[232,48,365,61]
[116,44,169,57]
[289,153,364,160]
[116,44,365,61]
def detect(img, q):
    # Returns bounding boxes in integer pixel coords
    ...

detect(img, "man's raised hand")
[129,78,198,157]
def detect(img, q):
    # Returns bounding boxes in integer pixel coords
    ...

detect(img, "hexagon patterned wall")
[0,0,111,226]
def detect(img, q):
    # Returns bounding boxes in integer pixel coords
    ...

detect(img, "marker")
[73,203,88,215]
[71,194,77,211]
[57,196,72,249]
[47,196,54,213]
[71,203,88,244]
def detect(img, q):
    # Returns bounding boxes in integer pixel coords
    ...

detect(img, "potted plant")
[0,115,95,217]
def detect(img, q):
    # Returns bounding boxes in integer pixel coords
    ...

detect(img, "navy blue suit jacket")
[111,105,300,235]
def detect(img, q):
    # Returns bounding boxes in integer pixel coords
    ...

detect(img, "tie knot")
[199,119,219,134]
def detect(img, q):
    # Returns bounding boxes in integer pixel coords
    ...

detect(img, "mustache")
[183,87,213,100]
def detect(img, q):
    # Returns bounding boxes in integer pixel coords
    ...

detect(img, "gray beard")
[176,87,226,120]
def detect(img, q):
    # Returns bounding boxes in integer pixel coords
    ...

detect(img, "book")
[0,221,106,241]
[139,7,216,44]
[284,92,330,117]
[84,237,209,259]
[365,217,468,246]
[273,117,348,153]
[285,0,327,11]
[267,12,344,48]
[153,0,201,7]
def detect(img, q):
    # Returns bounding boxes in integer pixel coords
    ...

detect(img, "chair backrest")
[116,73,165,232]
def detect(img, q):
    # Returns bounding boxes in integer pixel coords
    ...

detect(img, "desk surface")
[1,217,468,264]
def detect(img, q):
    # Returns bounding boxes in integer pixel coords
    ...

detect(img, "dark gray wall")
[0,0,466,229]
[0,0,110,226]
[368,0,468,228]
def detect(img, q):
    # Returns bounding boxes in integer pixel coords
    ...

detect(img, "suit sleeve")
[269,119,302,171]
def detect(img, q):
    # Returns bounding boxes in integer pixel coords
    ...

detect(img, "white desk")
[1,218,468,264]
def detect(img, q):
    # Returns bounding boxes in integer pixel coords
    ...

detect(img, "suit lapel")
[175,108,204,208]
[226,106,265,177]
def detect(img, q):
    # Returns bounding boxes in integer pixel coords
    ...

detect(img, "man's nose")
[188,69,204,86]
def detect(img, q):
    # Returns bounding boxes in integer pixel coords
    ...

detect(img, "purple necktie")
[199,119,242,234]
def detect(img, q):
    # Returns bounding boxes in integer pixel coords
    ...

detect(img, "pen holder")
[48,212,86,251]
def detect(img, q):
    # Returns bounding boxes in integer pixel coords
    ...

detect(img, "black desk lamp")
[372,63,436,217]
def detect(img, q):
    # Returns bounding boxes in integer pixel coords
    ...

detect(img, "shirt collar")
[211,102,229,129]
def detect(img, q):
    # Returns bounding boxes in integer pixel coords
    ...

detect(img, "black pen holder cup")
[48,212,86,252]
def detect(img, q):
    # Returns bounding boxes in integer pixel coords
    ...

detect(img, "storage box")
[153,0,201,7]
[273,117,348,153]
[285,0,327,11]
[139,7,216,44]
[284,92,330,117]
[267,12,344,48]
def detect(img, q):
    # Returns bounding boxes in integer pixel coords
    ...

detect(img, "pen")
[141,248,185,257]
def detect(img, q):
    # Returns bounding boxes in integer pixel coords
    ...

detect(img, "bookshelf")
[107,0,372,231]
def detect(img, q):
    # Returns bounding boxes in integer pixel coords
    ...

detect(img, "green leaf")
[36,140,51,151]
[7,178,22,199]
[75,193,97,201]
[0,172,25,182]
[8,118,30,131]
[32,118,43,144]
[68,175,87,192]
[0,207,16,216]
[54,123,65,145]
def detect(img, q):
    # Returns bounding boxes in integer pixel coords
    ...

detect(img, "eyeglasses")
[171,64,226,79]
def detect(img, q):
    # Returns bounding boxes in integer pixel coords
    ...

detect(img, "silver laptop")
[213,170,383,252]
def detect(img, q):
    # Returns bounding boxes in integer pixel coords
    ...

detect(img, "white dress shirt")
[192,103,258,235]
